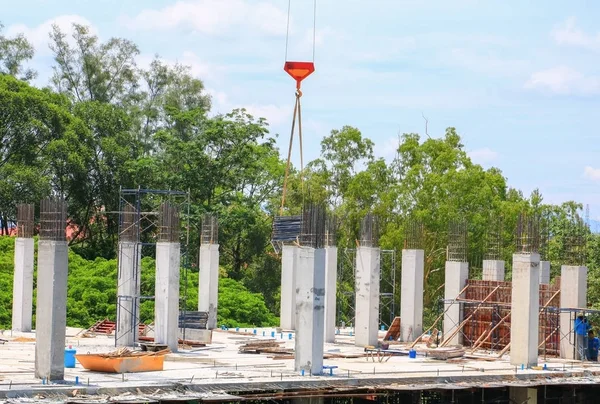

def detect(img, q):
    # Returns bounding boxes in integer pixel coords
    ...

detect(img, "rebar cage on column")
[447,220,468,262]
[201,213,218,245]
[39,197,67,241]
[515,212,540,254]
[16,203,34,238]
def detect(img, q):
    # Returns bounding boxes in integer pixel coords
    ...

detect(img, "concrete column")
[35,240,68,380]
[509,387,537,404]
[12,237,34,332]
[280,245,298,330]
[510,253,540,367]
[295,247,325,375]
[116,242,140,346]
[355,246,380,347]
[443,261,469,346]
[482,260,505,281]
[324,246,338,343]
[400,249,424,342]
[560,265,587,360]
[198,243,220,329]
[155,242,181,352]
[539,261,550,284]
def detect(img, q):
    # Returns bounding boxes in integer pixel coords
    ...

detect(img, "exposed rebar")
[39,197,67,241]
[563,215,587,266]
[515,212,540,254]
[484,215,503,260]
[324,214,338,247]
[359,213,380,248]
[16,203,34,238]
[448,219,468,262]
[119,204,138,242]
[158,202,180,242]
[404,219,423,250]
[300,203,326,249]
[539,212,551,260]
[200,213,218,245]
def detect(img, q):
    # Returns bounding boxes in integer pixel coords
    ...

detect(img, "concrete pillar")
[560,265,587,360]
[35,240,68,380]
[400,249,424,342]
[198,243,219,329]
[443,261,469,345]
[12,237,34,332]
[324,246,338,343]
[155,242,181,352]
[539,261,550,284]
[482,259,505,281]
[280,245,298,330]
[355,246,380,347]
[510,253,540,367]
[116,242,140,346]
[509,387,537,404]
[295,247,325,375]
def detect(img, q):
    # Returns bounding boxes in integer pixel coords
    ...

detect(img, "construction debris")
[238,340,293,355]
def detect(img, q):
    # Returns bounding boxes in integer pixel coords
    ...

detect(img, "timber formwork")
[459,279,561,356]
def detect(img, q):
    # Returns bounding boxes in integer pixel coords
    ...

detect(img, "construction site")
[2,193,600,404]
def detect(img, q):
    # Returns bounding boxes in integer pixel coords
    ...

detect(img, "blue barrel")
[408,349,417,359]
[64,347,77,368]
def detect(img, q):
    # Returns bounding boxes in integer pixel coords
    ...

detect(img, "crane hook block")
[284,61,315,90]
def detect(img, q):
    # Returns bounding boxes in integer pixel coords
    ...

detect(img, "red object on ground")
[284,61,315,89]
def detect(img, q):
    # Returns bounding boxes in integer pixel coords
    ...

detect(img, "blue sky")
[3,0,600,221]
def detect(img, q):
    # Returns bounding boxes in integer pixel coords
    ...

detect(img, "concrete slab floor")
[1,327,600,401]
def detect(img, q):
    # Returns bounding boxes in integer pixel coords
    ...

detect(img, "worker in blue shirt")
[575,315,589,360]
[588,330,599,361]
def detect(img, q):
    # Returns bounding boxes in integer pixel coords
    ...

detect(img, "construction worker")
[575,315,588,360]
[588,330,599,361]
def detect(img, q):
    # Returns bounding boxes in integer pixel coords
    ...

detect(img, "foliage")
[1,21,600,333]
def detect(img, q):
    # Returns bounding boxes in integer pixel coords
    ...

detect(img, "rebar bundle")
[484,215,503,260]
[515,212,540,254]
[447,219,468,262]
[299,203,326,249]
[16,203,34,238]
[404,219,423,250]
[39,197,67,241]
[359,213,380,247]
[158,202,180,242]
[272,215,302,244]
[200,213,218,245]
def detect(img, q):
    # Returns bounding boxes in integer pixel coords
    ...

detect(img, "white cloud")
[374,135,400,162]
[122,0,287,37]
[524,66,600,95]
[553,17,600,51]
[468,147,499,165]
[584,166,600,182]
[6,15,96,56]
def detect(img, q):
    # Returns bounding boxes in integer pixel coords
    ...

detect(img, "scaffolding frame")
[115,187,190,347]
[336,248,397,329]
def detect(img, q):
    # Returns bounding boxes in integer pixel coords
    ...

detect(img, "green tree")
[0,22,36,80]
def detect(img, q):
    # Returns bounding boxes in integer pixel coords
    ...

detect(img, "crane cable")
[279,0,316,216]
